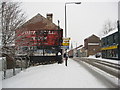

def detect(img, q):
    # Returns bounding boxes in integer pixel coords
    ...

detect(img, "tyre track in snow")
[73,57,120,79]
[72,57,119,88]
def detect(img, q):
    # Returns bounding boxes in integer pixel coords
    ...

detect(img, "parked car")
[95,52,101,58]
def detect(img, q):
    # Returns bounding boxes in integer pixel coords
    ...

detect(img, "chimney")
[46,13,53,22]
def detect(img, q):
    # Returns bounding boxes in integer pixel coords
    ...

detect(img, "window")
[114,33,118,44]
[107,35,113,46]
[101,38,105,47]
[22,46,28,51]
[104,38,108,46]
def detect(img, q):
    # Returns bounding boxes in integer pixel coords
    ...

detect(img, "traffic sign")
[62,37,70,40]
[62,37,70,46]
[62,43,69,46]
[61,46,69,49]
[63,40,69,42]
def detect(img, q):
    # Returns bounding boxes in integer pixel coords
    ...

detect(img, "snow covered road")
[2,59,118,88]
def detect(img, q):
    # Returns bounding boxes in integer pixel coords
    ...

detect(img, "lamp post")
[117,20,120,60]
[64,2,81,66]
[65,2,81,37]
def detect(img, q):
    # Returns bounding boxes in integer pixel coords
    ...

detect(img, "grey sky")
[13,0,118,48]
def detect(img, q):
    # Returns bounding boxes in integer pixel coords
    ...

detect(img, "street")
[73,57,120,79]
[73,58,119,88]
[2,58,119,88]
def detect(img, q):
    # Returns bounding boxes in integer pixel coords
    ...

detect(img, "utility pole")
[117,20,120,60]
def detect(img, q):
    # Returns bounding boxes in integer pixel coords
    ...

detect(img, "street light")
[117,20,120,60]
[65,2,81,37]
[64,2,81,66]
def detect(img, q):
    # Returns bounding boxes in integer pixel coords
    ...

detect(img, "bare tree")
[100,20,117,36]
[0,1,26,76]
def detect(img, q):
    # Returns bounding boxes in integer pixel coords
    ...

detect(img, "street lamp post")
[64,2,81,66]
[117,20,120,60]
[65,2,81,37]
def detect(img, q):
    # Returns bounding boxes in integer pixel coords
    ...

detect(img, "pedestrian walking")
[57,52,62,64]
[63,53,68,66]
[58,52,62,64]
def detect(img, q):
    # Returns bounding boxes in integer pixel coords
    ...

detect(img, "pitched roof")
[85,34,100,40]
[102,29,118,38]
[18,13,59,31]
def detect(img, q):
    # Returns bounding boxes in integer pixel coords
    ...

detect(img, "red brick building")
[84,34,101,57]
[15,13,63,56]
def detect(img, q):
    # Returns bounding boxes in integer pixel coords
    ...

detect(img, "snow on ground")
[2,59,118,88]
[88,55,119,64]
[2,68,23,79]
[0,71,2,90]
[0,58,2,90]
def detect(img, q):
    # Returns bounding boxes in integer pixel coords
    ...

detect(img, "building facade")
[101,29,119,59]
[15,13,63,56]
[77,47,87,57]
[84,34,101,57]
[15,13,63,64]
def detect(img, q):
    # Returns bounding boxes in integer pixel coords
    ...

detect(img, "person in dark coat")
[63,53,68,66]
[57,52,62,64]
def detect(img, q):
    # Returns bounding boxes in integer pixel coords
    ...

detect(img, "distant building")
[84,34,101,57]
[77,47,87,57]
[68,49,74,58]
[68,45,83,58]
[101,29,119,59]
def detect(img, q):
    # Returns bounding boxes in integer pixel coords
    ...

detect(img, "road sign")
[64,40,69,43]
[61,46,69,49]
[62,37,70,40]
[62,37,70,46]
[62,43,69,46]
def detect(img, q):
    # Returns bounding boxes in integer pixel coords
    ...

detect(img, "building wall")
[84,35,101,56]
[77,47,87,57]
[68,49,73,57]
[15,13,63,55]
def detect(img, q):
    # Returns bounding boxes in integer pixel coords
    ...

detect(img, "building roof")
[102,29,118,38]
[17,13,59,31]
[85,34,100,40]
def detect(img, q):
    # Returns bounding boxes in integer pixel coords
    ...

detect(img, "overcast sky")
[13,0,118,48]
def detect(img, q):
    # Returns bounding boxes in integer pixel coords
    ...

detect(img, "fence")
[0,57,7,79]
[1,57,28,79]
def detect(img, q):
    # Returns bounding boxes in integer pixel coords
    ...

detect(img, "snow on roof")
[84,34,100,41]
[102,29,118,38]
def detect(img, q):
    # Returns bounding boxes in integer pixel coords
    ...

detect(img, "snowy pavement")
[2,58,118,88]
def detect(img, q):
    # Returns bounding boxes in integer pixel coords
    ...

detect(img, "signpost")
[62,37,70,49]
[62,37,70,66]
